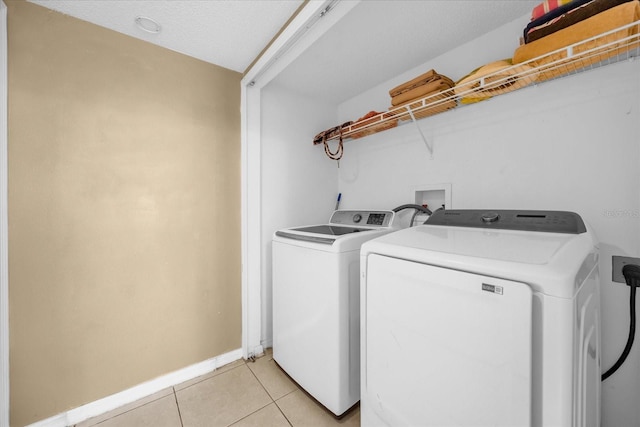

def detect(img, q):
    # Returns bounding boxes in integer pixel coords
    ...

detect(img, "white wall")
[335,35,640,427]
[260,82,339,347]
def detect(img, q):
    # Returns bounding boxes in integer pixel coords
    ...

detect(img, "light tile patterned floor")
[75,349,360,427]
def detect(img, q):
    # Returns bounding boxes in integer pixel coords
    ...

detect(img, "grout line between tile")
[273,397,294,427]
[245,359,276,403]
[172,387,184,427]
[80,390,174,426]
[238,357,296,426]
[225,401,274,427]
[243,353,296,426]
[278,388,298,400]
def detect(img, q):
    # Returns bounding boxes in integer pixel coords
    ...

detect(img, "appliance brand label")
[482,283,503,295]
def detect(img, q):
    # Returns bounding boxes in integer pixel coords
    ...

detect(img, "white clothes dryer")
[273,210,398,416]
[360,209,600,427]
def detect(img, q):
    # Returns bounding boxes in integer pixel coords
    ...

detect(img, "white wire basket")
[324,18,640,143]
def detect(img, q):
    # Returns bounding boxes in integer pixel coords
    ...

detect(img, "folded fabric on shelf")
[390,79,455,106]
[531,0,575,21]
[454,59,538,101]
[388,69,455,97]
[524,0,594,41]
[513,1,640,81]
[526,0,633,43]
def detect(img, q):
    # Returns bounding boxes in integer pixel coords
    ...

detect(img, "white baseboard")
[27,348,243,427]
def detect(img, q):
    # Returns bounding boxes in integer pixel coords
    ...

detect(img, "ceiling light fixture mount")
[135,16,161,34]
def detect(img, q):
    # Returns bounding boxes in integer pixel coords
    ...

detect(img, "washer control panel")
[426,209,587,234]
[330,210,395,228]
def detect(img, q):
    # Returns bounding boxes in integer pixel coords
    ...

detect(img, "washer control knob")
[353,213,363,223]
[481,212,500,223]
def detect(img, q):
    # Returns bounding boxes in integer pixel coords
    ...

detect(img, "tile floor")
[74,349,360,427]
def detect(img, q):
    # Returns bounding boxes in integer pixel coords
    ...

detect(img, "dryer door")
[362,254,532,427]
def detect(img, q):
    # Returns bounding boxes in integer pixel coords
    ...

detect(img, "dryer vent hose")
[602,264,640,381]
[392,204,433,227]
[392,204,433,215]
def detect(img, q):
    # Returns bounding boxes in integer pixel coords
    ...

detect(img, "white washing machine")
[360,209,601,427]
[273,209,398,416]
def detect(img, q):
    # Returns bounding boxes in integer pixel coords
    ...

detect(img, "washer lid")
[366,225,577,265]
[274,226,376,246]
[275,227,394,252]
[361,221,598,298]
[288,225,372,235]
[272,210,398,250]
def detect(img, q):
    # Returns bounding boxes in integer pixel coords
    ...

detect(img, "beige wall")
[6,1,242,425]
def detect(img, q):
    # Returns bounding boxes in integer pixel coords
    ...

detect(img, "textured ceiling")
[27,0,304,73]
[27,0,540,104]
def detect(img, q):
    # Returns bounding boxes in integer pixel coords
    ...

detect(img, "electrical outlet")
[612,256,640,283]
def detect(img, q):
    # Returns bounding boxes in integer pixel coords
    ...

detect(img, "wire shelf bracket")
[406,108,434,159]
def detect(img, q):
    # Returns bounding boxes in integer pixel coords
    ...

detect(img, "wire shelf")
[322,19,640,143]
